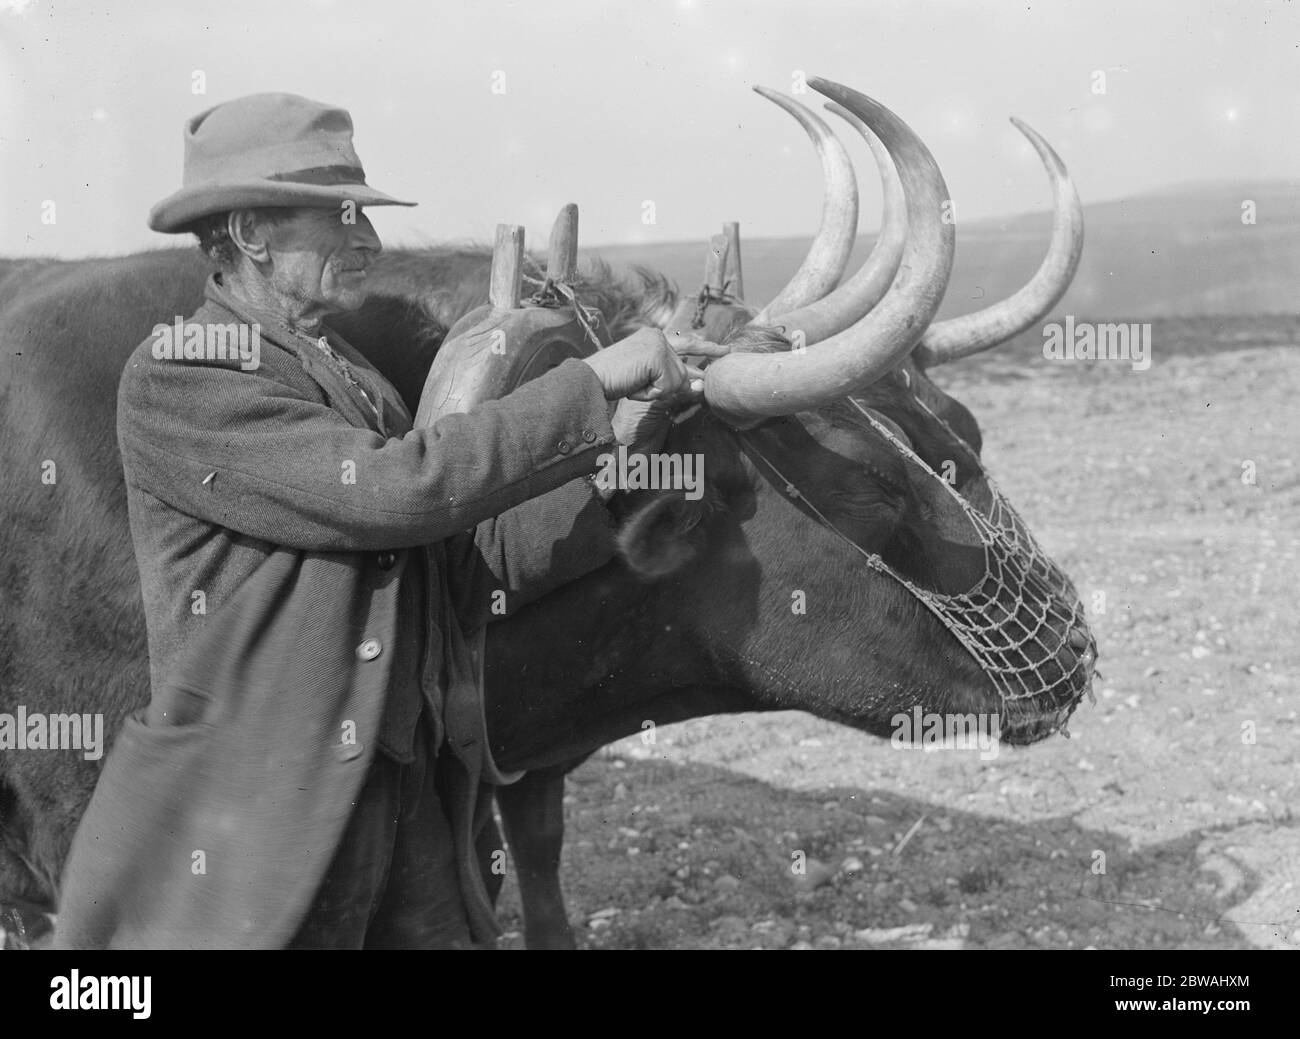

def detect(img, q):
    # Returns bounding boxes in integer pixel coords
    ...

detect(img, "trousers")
[287,713,474,949]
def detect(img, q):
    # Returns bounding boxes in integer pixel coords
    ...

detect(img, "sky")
[1,0,1296,257]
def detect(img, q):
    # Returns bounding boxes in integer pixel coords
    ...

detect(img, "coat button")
[582,429,597,443]
[375,551,397,570]
[356,637,382,661]
[335,741,364,762]
[557,439,571,455]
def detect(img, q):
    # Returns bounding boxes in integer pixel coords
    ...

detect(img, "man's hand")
[582,328,726,403]
[591,398,673,504]
[611,397,671,454]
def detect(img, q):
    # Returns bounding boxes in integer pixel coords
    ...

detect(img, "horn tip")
[808,78,882,116]
[1008,115,1047,146]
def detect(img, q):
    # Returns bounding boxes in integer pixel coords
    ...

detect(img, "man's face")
[262,207,382,316]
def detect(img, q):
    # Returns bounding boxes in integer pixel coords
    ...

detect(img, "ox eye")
[854,461,909,503]
[828,482,898,518]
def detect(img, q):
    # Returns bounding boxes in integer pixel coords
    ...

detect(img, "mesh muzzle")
[741,387,1097,745]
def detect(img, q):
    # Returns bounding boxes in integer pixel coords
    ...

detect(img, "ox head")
[410,76,1094,748]
[612,78,1094,746]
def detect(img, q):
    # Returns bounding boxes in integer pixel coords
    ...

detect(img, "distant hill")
[582,181,1300,322]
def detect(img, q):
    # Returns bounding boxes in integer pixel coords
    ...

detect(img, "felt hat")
[148,92,416,233]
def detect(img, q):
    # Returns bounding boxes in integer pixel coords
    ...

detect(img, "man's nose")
[351,214,383,256]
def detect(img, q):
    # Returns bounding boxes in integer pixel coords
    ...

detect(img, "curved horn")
[765,101,908,344]
[705,81,955,423]
[751,86,858,321]
[912,117,1083,366]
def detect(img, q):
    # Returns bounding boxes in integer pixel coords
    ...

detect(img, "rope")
[690,282,746,329]
[521,273,606,351]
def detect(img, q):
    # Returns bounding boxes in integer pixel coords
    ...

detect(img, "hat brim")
[149,180,417,233]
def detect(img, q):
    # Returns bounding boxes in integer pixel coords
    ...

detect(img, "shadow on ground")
[493,754,1282,950]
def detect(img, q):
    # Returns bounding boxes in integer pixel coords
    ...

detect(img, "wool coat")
[53,274,619,949]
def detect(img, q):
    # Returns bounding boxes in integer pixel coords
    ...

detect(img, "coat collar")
[203,273,414,437]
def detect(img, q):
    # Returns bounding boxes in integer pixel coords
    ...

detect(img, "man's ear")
[227,209,272,265]
[616,490,710,579]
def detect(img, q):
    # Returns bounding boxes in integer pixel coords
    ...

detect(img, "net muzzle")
[742,388,1097,745]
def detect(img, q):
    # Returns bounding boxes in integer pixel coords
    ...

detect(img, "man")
[53,93,708,949]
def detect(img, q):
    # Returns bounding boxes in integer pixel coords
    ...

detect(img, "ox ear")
[616,491,709,579]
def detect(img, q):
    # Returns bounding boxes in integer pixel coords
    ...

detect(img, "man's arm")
[443,397,674,630]
[444,475,618,631]
[117,351,616,552]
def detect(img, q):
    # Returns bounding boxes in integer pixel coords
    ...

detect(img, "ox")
[0,79,1094,949]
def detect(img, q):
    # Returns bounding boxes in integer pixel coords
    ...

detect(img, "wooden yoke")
[414,203,609,427]
[412,208,609,797]
[663,221,753,344]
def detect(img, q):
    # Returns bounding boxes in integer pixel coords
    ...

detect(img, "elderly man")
[53,93,706,949]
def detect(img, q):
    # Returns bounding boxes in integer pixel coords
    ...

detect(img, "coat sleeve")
[444,475,619,631]
[116,350,617,551]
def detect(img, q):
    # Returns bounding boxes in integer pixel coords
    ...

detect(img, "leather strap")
[442,607,525,787]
